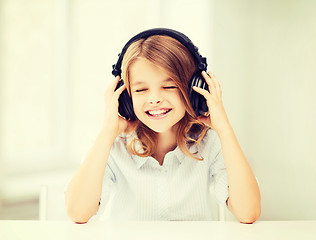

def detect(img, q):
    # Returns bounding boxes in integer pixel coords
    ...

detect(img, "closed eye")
[164,86,177,89]
[135,88,147,92]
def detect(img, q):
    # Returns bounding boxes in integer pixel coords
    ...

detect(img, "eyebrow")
[132,78,174,87]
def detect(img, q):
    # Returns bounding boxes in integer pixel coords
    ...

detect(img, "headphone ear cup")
[115,79,137,121]
[189,72,209,116]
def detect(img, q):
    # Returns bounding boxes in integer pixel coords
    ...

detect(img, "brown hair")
[121,35,208,160]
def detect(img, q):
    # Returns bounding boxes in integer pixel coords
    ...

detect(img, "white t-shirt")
[95,129,229,221]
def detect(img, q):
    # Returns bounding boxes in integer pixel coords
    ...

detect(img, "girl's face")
[129,58,186,133]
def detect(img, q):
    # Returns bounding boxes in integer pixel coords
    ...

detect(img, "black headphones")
[112,28,209,121]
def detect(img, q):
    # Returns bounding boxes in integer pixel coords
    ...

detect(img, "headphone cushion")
[115,80,137,121]
[189,72,209,116]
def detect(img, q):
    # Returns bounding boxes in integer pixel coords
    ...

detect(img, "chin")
[144,124,170,133]
[142,121,180,134]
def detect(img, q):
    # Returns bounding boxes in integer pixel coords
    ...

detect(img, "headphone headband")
[112,28,207,77]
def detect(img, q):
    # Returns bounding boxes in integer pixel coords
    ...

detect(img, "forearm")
[65,129,116,223]
[217,124,261,223]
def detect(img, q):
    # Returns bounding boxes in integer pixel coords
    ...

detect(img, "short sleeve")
[91,159,116,220]
[209,150,229,205]
[203,130,229,205]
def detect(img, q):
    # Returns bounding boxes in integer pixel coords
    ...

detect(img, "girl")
[65,30,261,223]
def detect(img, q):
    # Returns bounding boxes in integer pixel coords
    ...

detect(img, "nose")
[148,90,162,105]
[149,99,161,104]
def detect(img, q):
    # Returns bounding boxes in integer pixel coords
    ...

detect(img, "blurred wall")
[211,0,316,220]
[0,0,212,220]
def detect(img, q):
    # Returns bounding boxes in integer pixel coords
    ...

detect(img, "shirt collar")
[133,155,150,169]
[133,146,185,169]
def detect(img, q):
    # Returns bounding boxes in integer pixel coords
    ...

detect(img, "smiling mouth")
[146,108,172,117]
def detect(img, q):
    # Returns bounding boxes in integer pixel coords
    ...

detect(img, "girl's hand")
[102,76,134,139]
[193,71,231,135]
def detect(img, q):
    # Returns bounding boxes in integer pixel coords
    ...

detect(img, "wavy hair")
[121,35,208,160]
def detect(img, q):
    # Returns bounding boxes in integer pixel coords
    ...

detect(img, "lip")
[145,108,172,120]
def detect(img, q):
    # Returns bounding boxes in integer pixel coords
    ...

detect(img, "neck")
[152,129,177,165]
[157,131,177,152]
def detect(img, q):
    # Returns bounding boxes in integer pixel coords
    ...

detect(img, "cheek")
[131,96,143,114]
[172,92,185,107]
[179,103,187,117]
[178,98,188,116]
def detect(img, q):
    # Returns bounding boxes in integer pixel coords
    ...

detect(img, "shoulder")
[110,134,131,158]
[198,128,222,160]
[109,133,137,167]
[200,128,221,148]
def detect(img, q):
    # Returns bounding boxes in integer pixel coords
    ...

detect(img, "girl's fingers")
[202,71,215,93]
[195,71,223,100]
[104,76,125,107]
[207,71,216,79]
[110,75,121,92]
[202,71,215,88]
[208,72,222,97]
[113,82,126,99]
[192,86,210,99]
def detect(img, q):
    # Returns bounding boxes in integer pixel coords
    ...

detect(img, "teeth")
[148,109,169,115]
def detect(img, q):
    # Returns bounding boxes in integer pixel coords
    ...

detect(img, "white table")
[0,220,315,240]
